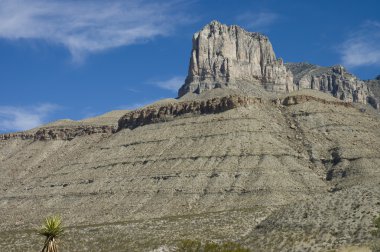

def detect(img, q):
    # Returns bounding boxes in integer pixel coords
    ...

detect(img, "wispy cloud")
[0,103,59,132]
[340,20,380,67]
[236,11,278,31]
[152,76,184,92]
[0,0,191,62]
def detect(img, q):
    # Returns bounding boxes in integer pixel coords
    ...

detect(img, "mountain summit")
[179,21,379,109]
[178,20,294,97]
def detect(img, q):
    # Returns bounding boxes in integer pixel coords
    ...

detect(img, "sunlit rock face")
[286,62,378,107]
[178,21,295,97]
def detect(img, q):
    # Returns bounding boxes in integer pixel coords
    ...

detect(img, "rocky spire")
[178,20,295,97]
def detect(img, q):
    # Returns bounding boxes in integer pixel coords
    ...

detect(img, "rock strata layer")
[178,21,294,97]
[34,125,116,140]
[1,94,354,142]
[118,95,262,130]
[0,125,115,141]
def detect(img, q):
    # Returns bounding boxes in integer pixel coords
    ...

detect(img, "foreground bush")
[177,239,250,252]
[372,215,380,237]
[38,215,64,252]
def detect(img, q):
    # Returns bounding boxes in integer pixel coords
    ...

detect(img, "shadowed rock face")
[178,21,294,97]
[34,125,116,140]
[118,95,262,130]
[1,94,353,142]
[0,125,115,141]
[365,76,380,109]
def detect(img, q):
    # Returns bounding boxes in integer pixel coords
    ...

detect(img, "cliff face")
[0,125,115,141]
[286,63,378,108]
[178,21,378,109]
[118,95,262,130]
[178,21,294,97]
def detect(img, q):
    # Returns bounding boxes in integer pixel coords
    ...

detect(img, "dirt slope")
[0,90,379,251]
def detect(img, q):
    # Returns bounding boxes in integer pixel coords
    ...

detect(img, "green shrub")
[178,239,202,252]
[38,215,64,252]
[375,216,380,230]
[177,239,250,252]
[371,215,380,237]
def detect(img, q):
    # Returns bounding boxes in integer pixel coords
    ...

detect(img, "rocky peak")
[178,21,294,97]
[285,62,378,108]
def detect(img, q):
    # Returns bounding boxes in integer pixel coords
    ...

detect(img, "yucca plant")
[38,215,63,252]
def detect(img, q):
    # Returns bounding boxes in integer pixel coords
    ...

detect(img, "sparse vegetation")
[38,215,63,252]
[177,239,250,252]
[372,215,380,237]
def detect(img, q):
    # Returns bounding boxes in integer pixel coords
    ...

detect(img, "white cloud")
[0,0,191,62]
[340,20,380,67]
[237,11,278,30]
[0,103,59,132]
[153,76,184,92]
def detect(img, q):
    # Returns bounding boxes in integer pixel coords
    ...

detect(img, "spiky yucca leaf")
[39,215,63,238]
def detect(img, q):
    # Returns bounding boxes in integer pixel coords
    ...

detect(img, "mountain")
[1,21,380,252]
[178,21,379,109]
[178,20,294,97]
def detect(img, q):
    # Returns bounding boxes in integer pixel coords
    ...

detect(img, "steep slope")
[1,90,380,251]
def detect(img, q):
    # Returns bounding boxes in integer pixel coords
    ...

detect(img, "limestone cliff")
[178,21,379,110]
[178,21,294,97]
[285,63,378,108]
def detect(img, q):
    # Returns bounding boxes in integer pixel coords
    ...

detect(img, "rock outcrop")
[286,62,379,108]
[33,125,115,140]
[0,125,115,141]
[0,132,35,141]
[178,21,294,97]
[178,21,378,109]
[118,93,353,131]
[118,95,262,130]
[0,110,127,141]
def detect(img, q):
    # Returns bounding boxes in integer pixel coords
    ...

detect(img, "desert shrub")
[372,215,380,237]
[38,215,64,252]
[178,239,202,252]
[177,239,250,252]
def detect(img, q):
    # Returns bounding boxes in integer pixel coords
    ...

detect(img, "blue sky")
[0,0,379,133]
